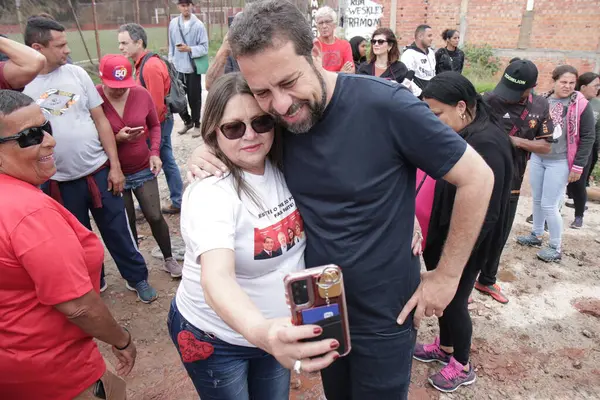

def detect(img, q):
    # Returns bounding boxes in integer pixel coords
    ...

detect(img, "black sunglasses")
[371,39,389,45]
[219,114,275,140]
[0,120,53,148]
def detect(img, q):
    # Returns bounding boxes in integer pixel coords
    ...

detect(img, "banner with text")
[344,0,384,40]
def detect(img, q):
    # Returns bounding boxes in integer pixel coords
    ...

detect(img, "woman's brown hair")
[552,65,578,81]
[200,72,282,207]
[368,27,400,65]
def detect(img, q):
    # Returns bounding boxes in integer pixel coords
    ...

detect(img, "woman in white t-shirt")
[167,73,339,399]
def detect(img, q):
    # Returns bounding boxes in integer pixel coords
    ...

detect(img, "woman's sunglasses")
[219,114,275,140]
[371,39,389,45]
[0,119,53,148]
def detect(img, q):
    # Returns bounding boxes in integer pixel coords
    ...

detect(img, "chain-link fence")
[0,0,344,64]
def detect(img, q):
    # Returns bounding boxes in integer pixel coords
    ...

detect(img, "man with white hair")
[314,6,354,73]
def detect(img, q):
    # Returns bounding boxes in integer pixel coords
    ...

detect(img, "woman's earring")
[460,113,466,120]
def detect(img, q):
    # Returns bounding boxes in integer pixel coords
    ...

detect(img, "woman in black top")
[435,29,465,74]
[349,36,367,71]
[357,27,408,84]
[412,72,513,393]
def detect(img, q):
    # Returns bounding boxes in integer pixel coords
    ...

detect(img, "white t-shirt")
[177,161,306,347]
[24,64,107,182]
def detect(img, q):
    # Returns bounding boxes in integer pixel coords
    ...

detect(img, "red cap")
[99,54,135,89]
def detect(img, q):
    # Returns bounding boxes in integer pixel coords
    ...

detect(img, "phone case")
[284,265,351,357]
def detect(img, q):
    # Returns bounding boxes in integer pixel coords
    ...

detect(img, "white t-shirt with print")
[177,161,306,347]
[24,64,107,182]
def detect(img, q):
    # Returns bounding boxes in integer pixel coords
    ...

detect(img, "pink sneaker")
[413,337,451,365]
[428,356,476,393]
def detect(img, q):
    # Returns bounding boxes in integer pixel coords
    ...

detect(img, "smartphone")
[284,265,351,357]
[128,126,144,134]
[176,43,184,47]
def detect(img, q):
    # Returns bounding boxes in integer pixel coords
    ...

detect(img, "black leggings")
[427,259,479,366]
[123,177,173,259]
[478,195,519,286]
[567,152,594,218]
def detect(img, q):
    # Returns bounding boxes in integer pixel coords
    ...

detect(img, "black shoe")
[565,202,587,211]
[178,121,194,135]
[194,122,201,129]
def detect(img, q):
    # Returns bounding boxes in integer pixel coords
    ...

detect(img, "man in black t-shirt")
[189,2,494,398]
[477,60,554,304]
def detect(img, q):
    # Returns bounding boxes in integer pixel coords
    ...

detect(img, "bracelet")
[115,327,131,350]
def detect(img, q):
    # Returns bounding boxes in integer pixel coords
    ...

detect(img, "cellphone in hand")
[128,126,144,134]
[284,265,351,357]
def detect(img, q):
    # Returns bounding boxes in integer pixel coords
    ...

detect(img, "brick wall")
[377,0,600,90]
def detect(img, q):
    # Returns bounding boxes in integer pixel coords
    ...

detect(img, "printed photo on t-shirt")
[254,209,305,260]
[36,88,80,116]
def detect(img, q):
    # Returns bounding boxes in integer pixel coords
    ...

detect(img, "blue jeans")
[529,154,570,249]
[160,116,183,208]
[167,300,290,400]
[42,167,148,283]
[320,323,417,399]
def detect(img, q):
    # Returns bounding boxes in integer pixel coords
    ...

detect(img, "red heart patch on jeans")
[177,330,215,362]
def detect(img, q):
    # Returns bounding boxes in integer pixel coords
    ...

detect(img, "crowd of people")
[0,0,599,399]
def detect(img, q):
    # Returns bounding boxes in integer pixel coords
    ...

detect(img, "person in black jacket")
[412,72,513,393]
[435,29,465,74]
[357,27,408,84]
[349,36,367,71]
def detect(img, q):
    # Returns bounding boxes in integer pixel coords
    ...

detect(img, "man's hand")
[115,127,143,143]
[397,270,460,329]
[568,170,582,183]
[412,217,423,256]
[509,136,520,148]
[186,143,229,182]
[149,155,162,176]
[112,341,137,377]
[107,167,125,195]
[341,61,354,73]
[176,44,192,53]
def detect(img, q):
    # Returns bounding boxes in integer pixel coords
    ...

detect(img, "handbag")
[177,18,208,75]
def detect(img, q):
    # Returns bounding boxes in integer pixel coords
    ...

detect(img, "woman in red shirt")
[97,54,181,278]
[0,90,135,399]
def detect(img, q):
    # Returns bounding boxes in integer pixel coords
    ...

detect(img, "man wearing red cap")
[23,17,157,304]
[118,22,184,215]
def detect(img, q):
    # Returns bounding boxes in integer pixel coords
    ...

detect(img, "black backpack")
[138,52,187,114]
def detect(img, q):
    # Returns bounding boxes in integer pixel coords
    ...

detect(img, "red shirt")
[134,51,171,122]
[97,85,161,175]
[0,175,105,400]
[316,38,353,72]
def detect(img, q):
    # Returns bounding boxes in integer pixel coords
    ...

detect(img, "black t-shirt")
[283,74,467,333]
[484,93,553,193]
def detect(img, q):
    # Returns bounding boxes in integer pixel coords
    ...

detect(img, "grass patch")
[592,164,600,184]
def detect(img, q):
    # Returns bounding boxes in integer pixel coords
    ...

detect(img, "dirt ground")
[97,111,600,400]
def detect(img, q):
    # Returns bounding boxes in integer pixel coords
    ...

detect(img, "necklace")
[375,62,388,69]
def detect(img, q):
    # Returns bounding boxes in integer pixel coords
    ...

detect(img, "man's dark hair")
[25,17,65,47]
[228,0,313,59]
[552,65,578,81]
[118,23,148,49]
[415,24,431,38]
[0,90,35,131]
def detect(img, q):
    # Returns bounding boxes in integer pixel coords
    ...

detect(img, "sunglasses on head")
[219,114,275,140]
[371,39,389,45]
[0,119,53,148]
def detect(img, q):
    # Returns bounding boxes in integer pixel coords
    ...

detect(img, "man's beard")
[270,61,328,135]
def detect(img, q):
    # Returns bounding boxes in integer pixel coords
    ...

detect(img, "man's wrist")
[114,327,131,350]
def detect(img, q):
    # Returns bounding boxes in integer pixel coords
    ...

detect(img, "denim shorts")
[124,168,155,191]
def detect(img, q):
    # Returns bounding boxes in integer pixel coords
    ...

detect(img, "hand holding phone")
[127,126,144,136]
[284,265,351,358]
